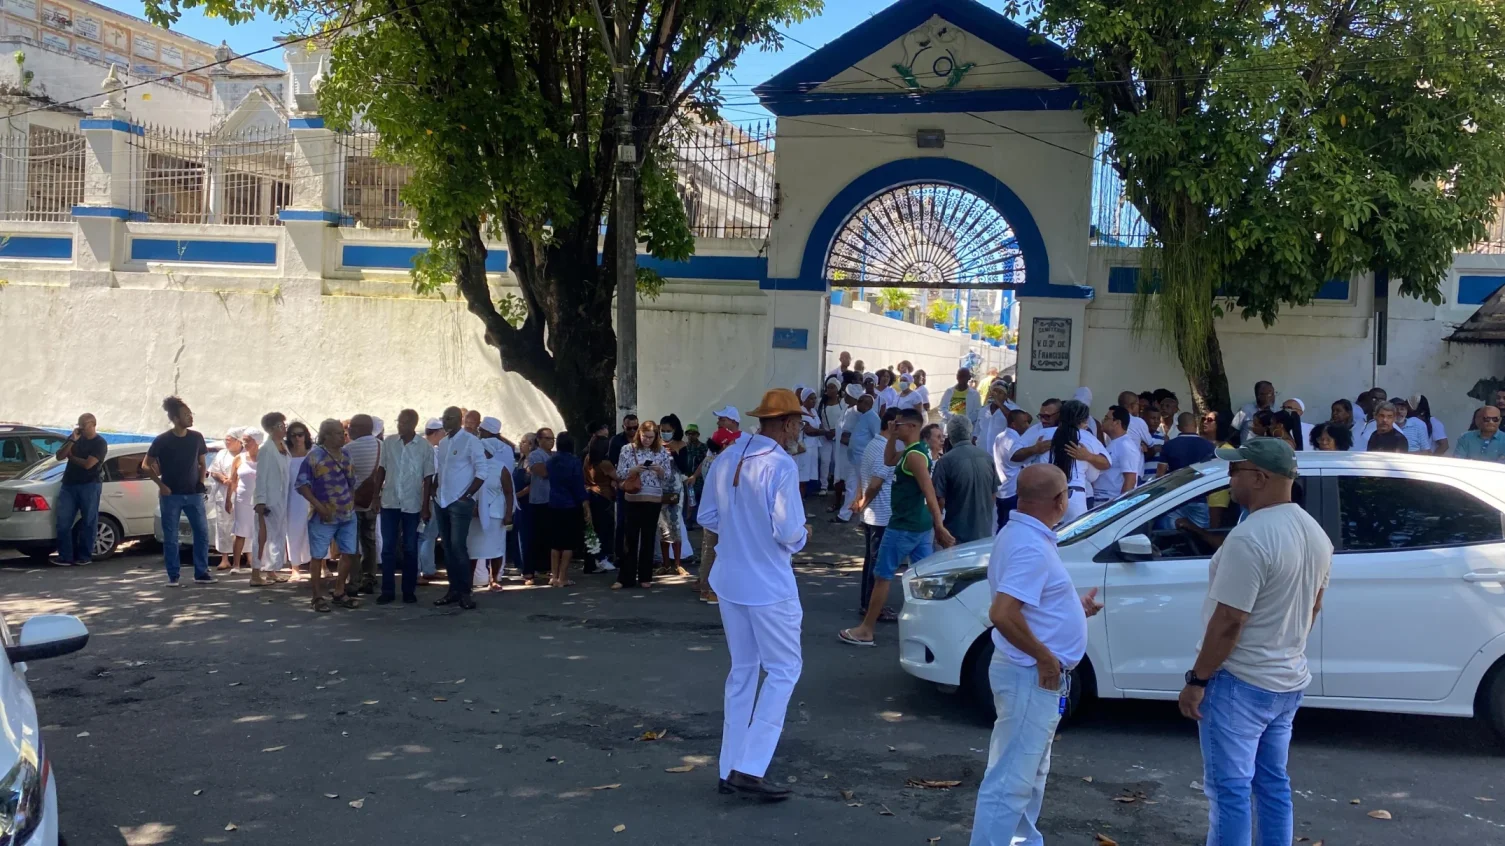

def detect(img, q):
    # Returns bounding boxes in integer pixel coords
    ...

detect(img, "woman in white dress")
[207,429,243,570]
[468,419,514,590]
[797,387,823,496]
[226,430,261,572]
[284,421,313,576]
[1047,399,1108,524]
[816,378,843,493]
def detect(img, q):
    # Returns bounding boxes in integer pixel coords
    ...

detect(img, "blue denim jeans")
[436,498,475,596]
[1199,670,1304,846]
[55,481,101,563]
[875,526,934,580]
[417,506,441,576]
[160,494,210,581]
[379,508,421,600]
[969,655,1067,846]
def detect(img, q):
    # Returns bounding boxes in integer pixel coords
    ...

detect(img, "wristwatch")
[1184,670,1208,687]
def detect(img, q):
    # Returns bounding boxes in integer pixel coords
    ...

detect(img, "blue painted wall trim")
[1314,278,1350,301]
[756,0,1078,111]
[761,87,1079,116]
[638,254,765,281]
[0,235,72,259]
[131,238,277,265]
[1108,266,1351,301]
[78,118,143,135]
[277,209,342,225]
[341,243,510,273]
[1458,275,1505,306]
[72,205,130,220]
[778,156,1092,299]
[771,327,810,350]
[288,116,326,130]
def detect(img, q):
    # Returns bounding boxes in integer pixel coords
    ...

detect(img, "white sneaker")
[55,561,73,567]
[598,560,618,572]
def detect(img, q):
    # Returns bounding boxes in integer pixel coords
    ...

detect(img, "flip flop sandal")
[838,629,875,648]
[312,596,332,613]
[330,594,360,609]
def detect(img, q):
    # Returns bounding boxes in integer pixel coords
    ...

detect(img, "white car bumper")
[0,511,55,545]
[29,765,59,845]
[897,569,989,687]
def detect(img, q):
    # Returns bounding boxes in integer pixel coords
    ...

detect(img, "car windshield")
[18,457,68,482]
[1057,466,1212,546]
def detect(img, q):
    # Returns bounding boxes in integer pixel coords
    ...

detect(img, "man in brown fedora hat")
[698,387,810,802]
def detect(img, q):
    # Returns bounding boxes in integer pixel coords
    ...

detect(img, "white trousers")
[816,439,836,490]
[254,506,288,572]
[834,446,851,491]
[718,598,803,779]
[838,461,861,521]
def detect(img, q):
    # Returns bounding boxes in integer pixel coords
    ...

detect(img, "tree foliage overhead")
[1012,0,1505,413]
[145,0,818,433]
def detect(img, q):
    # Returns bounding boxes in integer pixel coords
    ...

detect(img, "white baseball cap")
[480,416,502,435]
[713,406,741,423]
[424,417,444,432]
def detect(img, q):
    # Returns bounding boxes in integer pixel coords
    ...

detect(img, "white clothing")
[797,409,822,483]
[285,455,311,565]
[894,390,925,411]
[617,444,672,500]
[467,440,513,559]
[207,449,237,552]
[939,386,982,426]
[252,445,291,571]
[1127,415,1156,452]
[1012,422,1051,466]
[991,427,1027,500]
[435,429,487,508]
[877,386,900,414]
[858,436,895,527]
[700,432,809,606]
[1298,421,1316,451]
[837,461,861,522]
[1092,434,1143,503]
[1142,424,1167,481]
[915,384,932,412]
[231,457,257,539]
[974,405,1008,455]
[1201,502,1332,693]
[717,598,803,779]
[380,434,436,514]
[1354,419,1376,451]
[1424,417,1448,452]
[987,512,1088,666]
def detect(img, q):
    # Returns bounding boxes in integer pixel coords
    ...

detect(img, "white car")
[899,451,1505,742]
[1,610,89,845]
[0,444,162,562]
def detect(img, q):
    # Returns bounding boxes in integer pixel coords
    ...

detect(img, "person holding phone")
[53,412,107,566]
[614,420,670,589]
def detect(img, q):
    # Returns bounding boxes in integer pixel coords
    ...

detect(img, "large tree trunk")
[1175,322,1233,419]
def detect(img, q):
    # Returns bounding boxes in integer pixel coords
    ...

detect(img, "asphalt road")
[3,519,1503,846]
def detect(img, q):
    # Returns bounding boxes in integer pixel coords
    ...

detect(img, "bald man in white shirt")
[698,388,810,802]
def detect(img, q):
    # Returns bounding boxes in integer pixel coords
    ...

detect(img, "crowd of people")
[38,355,1505,841]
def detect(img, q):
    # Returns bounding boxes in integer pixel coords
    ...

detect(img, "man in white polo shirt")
[969,464,1102,846]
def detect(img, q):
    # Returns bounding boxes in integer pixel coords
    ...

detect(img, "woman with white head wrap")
[208,428,244,570]
[226,428,262,572]
[816,378,844,494]
[796,386,822,494]
[830,383,866,513]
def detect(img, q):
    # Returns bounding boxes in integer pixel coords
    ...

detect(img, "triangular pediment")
[755,0,1076,114]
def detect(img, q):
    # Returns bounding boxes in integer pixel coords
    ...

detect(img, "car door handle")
[1463,570,1504,583]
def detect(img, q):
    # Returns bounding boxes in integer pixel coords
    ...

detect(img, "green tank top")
[889,441,933,533]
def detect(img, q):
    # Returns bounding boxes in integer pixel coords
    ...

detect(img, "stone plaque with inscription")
[1029,317,1072,371]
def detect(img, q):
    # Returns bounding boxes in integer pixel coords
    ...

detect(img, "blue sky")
[95,0,899,115]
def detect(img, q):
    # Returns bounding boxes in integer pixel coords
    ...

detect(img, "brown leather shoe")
[726,770,791,801]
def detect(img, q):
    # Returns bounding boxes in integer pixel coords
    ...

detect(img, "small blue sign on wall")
[772,327,809,350]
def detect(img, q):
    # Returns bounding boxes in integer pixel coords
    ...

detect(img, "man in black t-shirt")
[144,396,212,586]
[1365,402,1410,453]
[54,413,107,566]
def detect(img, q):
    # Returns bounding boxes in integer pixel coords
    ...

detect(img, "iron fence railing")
[0,126,86,222]
[130,123,292,226]
[664,119,775,240]
[337,131,415,228]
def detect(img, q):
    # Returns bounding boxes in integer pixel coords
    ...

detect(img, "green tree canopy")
[1015,0,1505,413]
[145,0,819,433]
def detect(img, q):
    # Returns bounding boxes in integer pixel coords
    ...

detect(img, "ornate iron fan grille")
[824,182,1025,289]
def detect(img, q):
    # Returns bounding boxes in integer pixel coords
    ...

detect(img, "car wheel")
[92,515,123,560]
[1484,662,1505,745]
[966,634,1088,726]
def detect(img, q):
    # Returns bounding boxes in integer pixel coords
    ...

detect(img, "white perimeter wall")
[825,304,1015,382]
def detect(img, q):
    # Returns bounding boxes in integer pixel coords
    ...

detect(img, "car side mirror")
[6,614,89,664]
[1115,533,1155,562]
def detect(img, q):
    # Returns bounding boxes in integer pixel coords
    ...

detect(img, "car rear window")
[18,458,67,482]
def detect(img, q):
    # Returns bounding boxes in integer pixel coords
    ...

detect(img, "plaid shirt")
[294,445,357,524]
[682,439,709,497]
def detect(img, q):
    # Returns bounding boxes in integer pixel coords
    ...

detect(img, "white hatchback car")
[1,610,89,845]
[899,451,1505,742]
[0,444,162,562]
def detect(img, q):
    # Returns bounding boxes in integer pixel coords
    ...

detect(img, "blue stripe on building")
[0,236,72,260]
[1458,275,1505,306]
[131,239,277,265]
[340,244,510,273]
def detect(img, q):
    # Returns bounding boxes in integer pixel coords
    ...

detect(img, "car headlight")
[0,754,43,846]
[909,565,987,600]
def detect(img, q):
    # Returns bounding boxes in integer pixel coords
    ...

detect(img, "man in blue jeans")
[374,409,436,605]
[1179,439,1331,846]
[968,464,1102,845]
[143,396,212,586]
[432,406,487,609]
[53,412,107,566]
[839,407,955,647]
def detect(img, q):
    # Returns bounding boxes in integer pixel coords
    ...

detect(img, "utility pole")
[589,0,638,419]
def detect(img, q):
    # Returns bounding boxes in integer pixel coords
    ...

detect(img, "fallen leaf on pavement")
[1189,780,1202,790]
[613,824,626,833]
[1093,835,1117,846]
[1082,776,1094,783]
[348,798,364,809]
[224,822,237,831]
[846,802,864,807]
[1478,797,1496,802]
[1367,810,1392,820]
[76,732,89,738]
[887,745,897,752]
[1112,796,1137,803]
[432,697,447,702]
[1350,798,1361,804]
[637,729,666,741]
[877,804,894,816]
[928,838,941,844]
[362,700,378,705]
[454,678,466,684]
[324,793,338,799]
[228,682,241,687]
[839,789,855,800]
[590,784,622,791]
[906,778,962,790]
[328,670,338,675]
[193,789,203,796]
[665,765,695,773]
[261,746,286,753]
[494,745,505,750]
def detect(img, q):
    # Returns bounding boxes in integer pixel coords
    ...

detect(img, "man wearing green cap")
[682,424,708,529]
[1179,437,1331,846]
